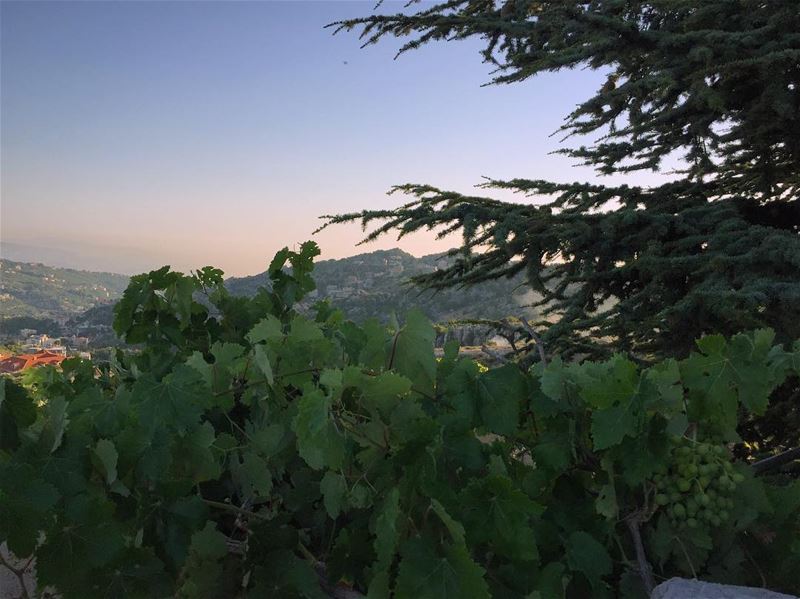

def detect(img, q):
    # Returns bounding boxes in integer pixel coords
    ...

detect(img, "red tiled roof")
[0,350,66,373]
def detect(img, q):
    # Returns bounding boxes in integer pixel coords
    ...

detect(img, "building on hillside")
[22,334,66,355]
[0,350,66,373]
[68,335,90,349]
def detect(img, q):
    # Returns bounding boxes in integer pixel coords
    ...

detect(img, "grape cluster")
[652,437,744,530]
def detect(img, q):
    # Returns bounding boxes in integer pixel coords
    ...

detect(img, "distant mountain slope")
[0,259,129,321]
[0,249,538,331]
[227,248,537,323]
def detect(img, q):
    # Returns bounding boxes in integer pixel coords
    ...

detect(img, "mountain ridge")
[1,248,537,329]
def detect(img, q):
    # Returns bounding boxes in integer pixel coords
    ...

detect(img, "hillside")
[1,250,539,336]
[226,248,537,323]
[0,259,129,321]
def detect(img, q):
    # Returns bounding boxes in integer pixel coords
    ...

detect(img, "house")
[0,350,66,373]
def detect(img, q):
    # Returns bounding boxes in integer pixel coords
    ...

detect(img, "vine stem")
[202,499,269,521]
[212,368,322,397]
[625,513,655,594]
[203,499,364,598]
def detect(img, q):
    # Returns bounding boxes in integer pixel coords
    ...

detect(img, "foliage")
[0,316,62,339]
[1,243,799,598]
[322,0,800,360]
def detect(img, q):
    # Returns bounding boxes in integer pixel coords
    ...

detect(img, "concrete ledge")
[652,578,798,599]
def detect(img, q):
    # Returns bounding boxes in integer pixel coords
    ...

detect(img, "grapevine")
[0,243,798,598]
[653,437,745,532]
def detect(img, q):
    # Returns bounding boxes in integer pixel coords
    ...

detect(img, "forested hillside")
[227,249,537,323]
[0,260,128,321]
[1,250,536,333]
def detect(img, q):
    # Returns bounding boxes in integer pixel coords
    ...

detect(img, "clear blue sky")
[1,1,661,275]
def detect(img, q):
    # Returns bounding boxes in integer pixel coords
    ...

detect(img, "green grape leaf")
[595,459,618,520]
[320,368,344,399]
[357,371,413,418]
[373,487,401,566]
[644,358,683,409]
[36,491,127,591]
[320,471,347,519]
[0,377,37,450]
[211,341,246,370]
[460,475,541,561]
[591,403,637,451]
[577,356,638,409]
[247,315,283,344]
[442,359,480,429]
[680,329,783,437]
[185,351,213,387]
[292,389,345,470]
[539,355,570,401]
[39,395,69,454]
[647,514,674,569]
[250,549,327,599]
[248,422,287,459]
[190,521,228,561]
[389,309,436,398]
[530,561,568,599]
[173,421,220,483]
[395,538,489,599]
[476,364,526,436]
[430,499,466,545]
[358,318,389,370]
[566,531,611,584]
[238,450,273,497]
[93,438,118,485]
[0,465,61,556]
[532,429,572,473]
[289,316,325,343]
[129,365,210,434]
[253,344,274,385]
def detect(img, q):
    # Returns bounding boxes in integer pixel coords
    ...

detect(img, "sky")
[2,1,661,276]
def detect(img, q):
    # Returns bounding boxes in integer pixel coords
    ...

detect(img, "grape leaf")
[358,318,389,370]
[292,389,345,470]
[247,315,283,344]
[460,475,541,561]
[0,377,36,450]
[430,499,466,545]
[237,450,273,497]
[190,521,228,561]
[577,356,638,409]
[130,366,210,434]
[591,404,637,451]
[476,364,526,436]
[566,531,611,583]
[532,429,572,473]
[93,438,118,485]
[253,344,274,385]
[320,471,347,519]
[395,537,489,599]
[369,487,401,598]
[389,309,436,398]
[595,459,618,520]
[0,465,61,556]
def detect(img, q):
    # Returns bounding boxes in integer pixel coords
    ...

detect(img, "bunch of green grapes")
[652,436,745,530]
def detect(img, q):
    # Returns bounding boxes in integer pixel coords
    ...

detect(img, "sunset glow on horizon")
[1,1,665,276]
